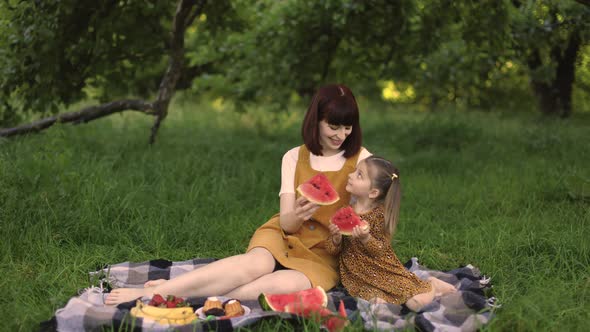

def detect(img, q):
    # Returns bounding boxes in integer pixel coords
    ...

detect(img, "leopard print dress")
[326,205,432,304]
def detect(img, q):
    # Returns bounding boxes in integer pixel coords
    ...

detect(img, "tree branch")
[0,99,153,138]
[150,0,206,144]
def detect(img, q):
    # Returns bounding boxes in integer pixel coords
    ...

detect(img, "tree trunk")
[554,29,580,118]
[527,29,581,118]
[149,0,205,144]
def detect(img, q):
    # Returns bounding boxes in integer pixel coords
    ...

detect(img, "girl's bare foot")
[429,277,457,296]
[144,279,167,288]
[105,287,152,305]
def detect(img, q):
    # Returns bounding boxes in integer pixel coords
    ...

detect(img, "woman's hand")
[328,224,342,245]
[294,196,320,221]
[351,222,370,244]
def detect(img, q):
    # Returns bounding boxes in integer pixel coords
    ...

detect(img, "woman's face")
[318,120,352,155]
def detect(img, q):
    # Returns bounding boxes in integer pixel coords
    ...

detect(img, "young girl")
[105,84,372,305]
[326,156,456,311]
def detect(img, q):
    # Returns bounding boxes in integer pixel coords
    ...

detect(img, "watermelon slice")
[330,206,368,235]
[296,173,339,205]
[284,300,349,332]
[258,286,328,312]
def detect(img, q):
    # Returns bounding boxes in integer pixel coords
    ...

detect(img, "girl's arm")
[352,224,388,258]
[279,193,319,234]
[325,224,343,255]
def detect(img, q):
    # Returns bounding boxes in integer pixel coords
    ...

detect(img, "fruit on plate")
[148,294,190,308]
[130,300,196,325]
[258,286,328,312]
[330,206,368,235]
[296,173,339,205]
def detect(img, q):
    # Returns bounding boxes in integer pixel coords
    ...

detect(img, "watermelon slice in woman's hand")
[296,173,339,205]
[330,206,368,235]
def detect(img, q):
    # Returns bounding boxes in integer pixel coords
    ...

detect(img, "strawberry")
[173,297,186,307]
[148,294,166,306]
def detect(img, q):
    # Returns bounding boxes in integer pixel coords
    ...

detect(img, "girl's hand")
[294,196,320,221]
[329,224,342,245]
[351,222,370,244]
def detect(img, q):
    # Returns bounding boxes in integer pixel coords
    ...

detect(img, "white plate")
[196,305,251,320]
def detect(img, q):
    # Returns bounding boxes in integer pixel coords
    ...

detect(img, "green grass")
[1,97,589,331]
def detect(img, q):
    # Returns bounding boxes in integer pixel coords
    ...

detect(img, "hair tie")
[391,173,398,181]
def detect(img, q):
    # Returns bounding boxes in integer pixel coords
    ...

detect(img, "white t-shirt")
[279,146,372,196]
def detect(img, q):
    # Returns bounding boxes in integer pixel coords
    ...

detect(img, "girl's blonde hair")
[364,156,401,237]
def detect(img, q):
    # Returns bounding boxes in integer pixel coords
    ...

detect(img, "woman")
[105,84,371,305]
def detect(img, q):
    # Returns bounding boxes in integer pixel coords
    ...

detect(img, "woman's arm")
[279,193,319,234]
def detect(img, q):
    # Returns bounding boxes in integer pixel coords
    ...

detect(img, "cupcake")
[223,299,245,317]
[203,297,225,316]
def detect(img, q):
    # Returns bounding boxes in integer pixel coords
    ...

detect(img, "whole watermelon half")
[296,173,339,205]
[258,286,328,312]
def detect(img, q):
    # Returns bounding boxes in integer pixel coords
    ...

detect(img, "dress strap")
[298,144,310,162]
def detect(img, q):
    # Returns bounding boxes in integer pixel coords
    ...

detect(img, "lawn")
[0,97,588,331]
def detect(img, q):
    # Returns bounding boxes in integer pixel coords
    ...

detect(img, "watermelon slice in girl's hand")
[330,206,368,235]
[296,173,339,205]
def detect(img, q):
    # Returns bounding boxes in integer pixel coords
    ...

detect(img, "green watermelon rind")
[330,206,368,236]
[258,286,328,312]
[296,174,340,205]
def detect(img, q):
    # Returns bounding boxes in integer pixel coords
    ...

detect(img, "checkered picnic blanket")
[40,257,497,332]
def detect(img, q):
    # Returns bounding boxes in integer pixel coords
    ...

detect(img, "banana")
[130,300,197,325]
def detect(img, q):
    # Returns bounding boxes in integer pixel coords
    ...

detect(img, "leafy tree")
[509,0,590,117]
[0,0,239,141]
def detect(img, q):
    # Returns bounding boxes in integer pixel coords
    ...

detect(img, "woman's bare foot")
[105,287,152,305]
[144,279,167,288]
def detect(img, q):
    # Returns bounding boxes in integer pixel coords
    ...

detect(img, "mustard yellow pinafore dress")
[247,145,361,290]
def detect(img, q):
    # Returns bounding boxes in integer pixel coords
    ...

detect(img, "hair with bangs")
[301,84,362,158]
[364,156,401,237]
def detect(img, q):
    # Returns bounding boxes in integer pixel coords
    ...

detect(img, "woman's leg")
[222,269,311,300]
[105,247,275,305]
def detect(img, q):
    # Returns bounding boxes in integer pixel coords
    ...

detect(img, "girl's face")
[318,120,352,155]
[346,161,374,198]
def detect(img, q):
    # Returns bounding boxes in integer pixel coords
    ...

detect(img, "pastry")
[203,296,225,316]
[223,299,245,317]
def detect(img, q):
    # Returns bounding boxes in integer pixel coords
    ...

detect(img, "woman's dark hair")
[301,84,362,158]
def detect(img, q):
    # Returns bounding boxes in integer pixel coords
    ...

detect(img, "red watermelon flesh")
[296,173,340,205]
[284,300,348,332]
[258,286,328,312]
[330,206,368,235]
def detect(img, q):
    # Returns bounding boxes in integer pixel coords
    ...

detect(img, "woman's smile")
[330,138,343,146]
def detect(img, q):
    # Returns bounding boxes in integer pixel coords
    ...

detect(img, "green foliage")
[1,99,590,330]
[0,0,241,126]
[0,1,174,120]
[1,0,590,124]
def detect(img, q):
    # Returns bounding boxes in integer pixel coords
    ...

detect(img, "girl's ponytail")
[383,173,401,236]
[364,156,401,237]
